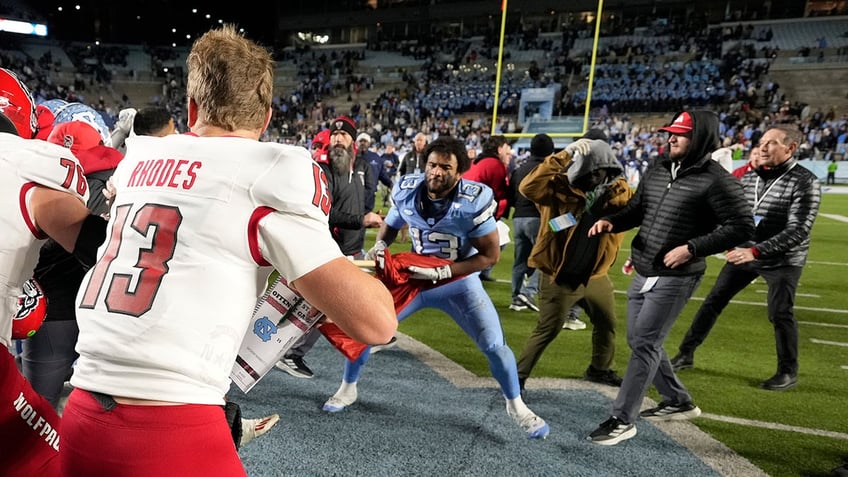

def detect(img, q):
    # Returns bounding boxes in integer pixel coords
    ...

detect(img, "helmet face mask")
[0,68,38,139]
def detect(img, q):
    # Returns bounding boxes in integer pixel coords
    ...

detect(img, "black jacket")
[509,155,544,218]
[399,150,425,176]
[741,158,821,269]
[322,156,376,256]
[604,111,755,276]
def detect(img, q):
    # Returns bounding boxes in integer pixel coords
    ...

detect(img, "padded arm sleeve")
[73,214,107,269]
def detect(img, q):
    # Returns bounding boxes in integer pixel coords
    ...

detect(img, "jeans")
[613,273,703,424]
[510,217,540,299]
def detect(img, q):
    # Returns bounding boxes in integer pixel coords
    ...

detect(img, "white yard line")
[611,290,848,314]
[810,338,848,347]
[699,413,848,441]
[799,321,848,329]
[756,290,820,298]
[820,213,848,223]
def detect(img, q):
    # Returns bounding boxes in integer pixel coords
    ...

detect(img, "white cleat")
[240,414,280,447]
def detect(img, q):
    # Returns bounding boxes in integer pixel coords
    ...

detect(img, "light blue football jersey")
[385,174,497,261]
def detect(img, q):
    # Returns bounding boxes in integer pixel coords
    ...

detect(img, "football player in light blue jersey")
[323,136,549,439]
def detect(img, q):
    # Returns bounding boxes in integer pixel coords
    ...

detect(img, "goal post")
[491,0,604,140]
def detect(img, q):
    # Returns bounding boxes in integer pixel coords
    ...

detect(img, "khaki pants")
[517,273,618,379]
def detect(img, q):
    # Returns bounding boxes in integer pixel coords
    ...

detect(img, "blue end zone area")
[234,336,762,476]
[512,116,586,151]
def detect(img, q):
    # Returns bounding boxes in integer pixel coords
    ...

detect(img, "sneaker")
[670,352,694,371]
[516,294,540,312]
[639,401,701,421]
[370,336,398,354]
[760,372,797,391]
[508,407,549,439]
[588,416,636,445]
[509,299,528,312]
[275,356,314,379]
[584,366,623,387]
[832,463,848,477]
[240,414,280,447]
[322,388,358,413]
[562,316,587,330]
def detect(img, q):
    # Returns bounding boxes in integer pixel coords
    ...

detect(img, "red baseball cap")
[47,120,123,174]
[659,112,694,135]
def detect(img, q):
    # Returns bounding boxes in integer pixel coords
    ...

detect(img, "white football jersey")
[0,133,89,347]
[72,134,341,405]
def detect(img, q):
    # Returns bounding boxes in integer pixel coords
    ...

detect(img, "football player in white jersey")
[0,67,107,477]
[59,25,396,477]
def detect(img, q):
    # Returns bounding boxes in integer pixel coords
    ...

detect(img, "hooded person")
[516,138,632,393]
[583,110,753,446]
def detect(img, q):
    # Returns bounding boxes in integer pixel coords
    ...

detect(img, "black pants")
[678,262,803,375]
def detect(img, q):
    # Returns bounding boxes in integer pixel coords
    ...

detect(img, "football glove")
[407,265,452,282]
[565,138,593,158]
[364,240,387,261]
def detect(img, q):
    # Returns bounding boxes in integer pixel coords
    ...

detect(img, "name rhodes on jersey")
[127,158,201,190]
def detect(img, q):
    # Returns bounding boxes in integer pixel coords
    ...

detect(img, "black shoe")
[275,356,314,378]
[508,299,528,311]
[639,401,701,421]
[760,372,797,391]
[670,352,694,371]
[516,293,539,312]
[584,366,623,387]
[588,416,636,446]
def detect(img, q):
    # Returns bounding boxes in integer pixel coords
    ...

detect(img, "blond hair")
[186,24,274,131]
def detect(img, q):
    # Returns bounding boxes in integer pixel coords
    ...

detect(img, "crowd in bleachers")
[3,10,848,177]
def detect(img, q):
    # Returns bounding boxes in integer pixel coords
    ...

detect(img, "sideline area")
[236,334,766,476]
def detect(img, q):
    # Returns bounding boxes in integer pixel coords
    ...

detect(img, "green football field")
[374,190,848,477]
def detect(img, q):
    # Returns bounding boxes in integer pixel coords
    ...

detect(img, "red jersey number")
[59,157,88,196]
[79,203,182,317]
[310,163,331,216]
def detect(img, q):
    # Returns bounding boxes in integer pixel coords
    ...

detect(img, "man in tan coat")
[516,138,632,393]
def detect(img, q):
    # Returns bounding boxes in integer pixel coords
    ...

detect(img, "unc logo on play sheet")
[253,316,277,342]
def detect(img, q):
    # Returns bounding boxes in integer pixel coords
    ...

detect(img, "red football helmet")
[11,279,48,339]
[0,68,38,139]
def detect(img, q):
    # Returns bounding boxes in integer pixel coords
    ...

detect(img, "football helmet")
[12,279,48,339]
[52,101,112,147]
[0,68,38,138]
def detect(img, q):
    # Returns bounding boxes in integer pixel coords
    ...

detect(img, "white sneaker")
[240,414,280,446]
[562,316,587,330]
[322,388,358,413]
[507,407,550,439]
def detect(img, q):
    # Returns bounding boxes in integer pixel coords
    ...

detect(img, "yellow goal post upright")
[490,0,604,141]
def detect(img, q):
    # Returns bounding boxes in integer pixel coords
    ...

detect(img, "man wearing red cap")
[585,110,754,445]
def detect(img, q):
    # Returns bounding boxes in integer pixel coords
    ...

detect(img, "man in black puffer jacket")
[671,125,820,391]
[584,110,754,446]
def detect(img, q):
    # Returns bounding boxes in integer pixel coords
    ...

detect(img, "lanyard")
[753,162,796,212]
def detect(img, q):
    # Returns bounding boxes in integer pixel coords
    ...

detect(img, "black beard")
[329,145,353,175]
